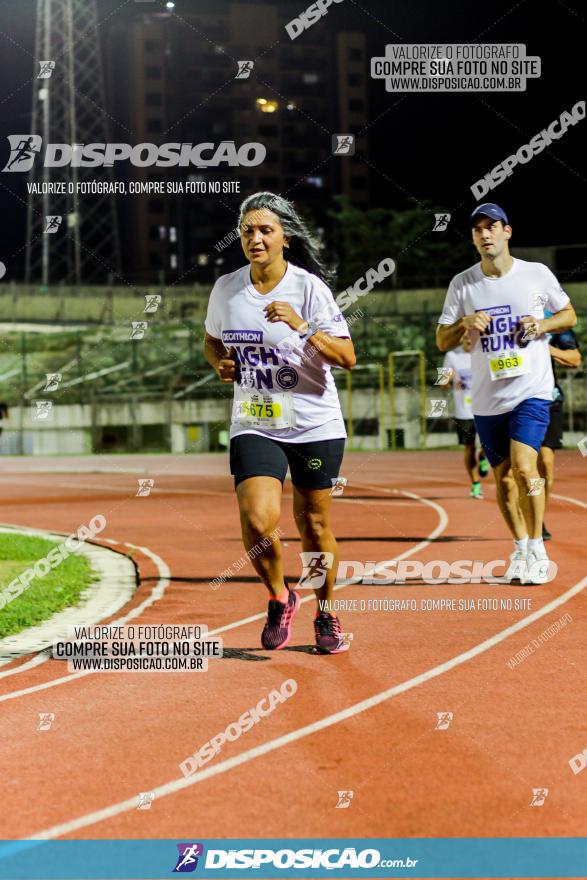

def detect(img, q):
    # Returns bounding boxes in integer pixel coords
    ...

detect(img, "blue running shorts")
[474,398,551,467]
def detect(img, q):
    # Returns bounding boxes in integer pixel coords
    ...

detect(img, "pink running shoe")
[261,587,300,650]
[313,612,349,654]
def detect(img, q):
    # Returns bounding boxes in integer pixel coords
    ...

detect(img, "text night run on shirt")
[223,331,296,391]
[238,345,294,390]
[479,306,530,352]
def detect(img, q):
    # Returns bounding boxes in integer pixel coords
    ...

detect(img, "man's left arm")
[540,303,577,334]
[521,303,577,339]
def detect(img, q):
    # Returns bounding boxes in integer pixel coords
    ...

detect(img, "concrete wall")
[0,389,436,454]
[1,398,231,455]
[5,392,580,455]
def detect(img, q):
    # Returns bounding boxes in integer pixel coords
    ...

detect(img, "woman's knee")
[296,509,328,542]
[238,499,280,537]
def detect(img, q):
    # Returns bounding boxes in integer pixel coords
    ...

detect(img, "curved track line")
[0,651,50,679]
[0,541,170,690]
[0,475,231,500]
[25,572,587,840]
[551,491,587,511]
[0,491,446,690]
[210,491,448,636]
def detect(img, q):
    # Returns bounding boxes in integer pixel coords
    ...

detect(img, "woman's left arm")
[300,326,357,369]
[264,300,356,370]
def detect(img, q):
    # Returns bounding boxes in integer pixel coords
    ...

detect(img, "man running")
[436,203,577,585]
[538,321,581,540]
[442,333,489,499]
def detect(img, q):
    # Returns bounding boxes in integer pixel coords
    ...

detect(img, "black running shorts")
[542,401,564,450]
[454,418,476,446]
[230,433,346,490]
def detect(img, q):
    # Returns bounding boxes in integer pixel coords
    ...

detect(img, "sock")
[514,536,528,553]
[275,587,289,604]
[528,537,546,556]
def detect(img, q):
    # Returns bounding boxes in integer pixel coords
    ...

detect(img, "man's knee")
[498,471,517,494]
[493,462,514,491]
[511,460,536,484]
[542,470,554,493]
[538,453,554,484]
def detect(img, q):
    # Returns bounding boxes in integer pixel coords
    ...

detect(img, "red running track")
[0,450,585,876]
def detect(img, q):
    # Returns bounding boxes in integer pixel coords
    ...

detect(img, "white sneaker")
[505,549,526,582]
[522,549,552,585]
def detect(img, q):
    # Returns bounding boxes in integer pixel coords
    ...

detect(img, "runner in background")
[436,203,577,585]
[538,317,581,540]
[0,401,9,449]
[442,333,489,499]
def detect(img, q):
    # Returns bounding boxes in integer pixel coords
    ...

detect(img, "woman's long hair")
[238,192,334,286]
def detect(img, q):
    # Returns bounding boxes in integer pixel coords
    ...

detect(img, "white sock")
[528,537,546,556]
[514,536,528,553]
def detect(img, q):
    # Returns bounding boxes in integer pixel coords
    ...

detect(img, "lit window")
[158,225,166,240]
[169,226,177,243]
[306,176,323,188]
[170,254,178,269]
[256,98,279,113]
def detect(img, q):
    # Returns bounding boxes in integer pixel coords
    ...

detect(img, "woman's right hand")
[216,348,239,383]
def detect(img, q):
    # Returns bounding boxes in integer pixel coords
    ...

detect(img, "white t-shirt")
[204,262,350,442]
[443,347,473,420]
[438,258,570,416]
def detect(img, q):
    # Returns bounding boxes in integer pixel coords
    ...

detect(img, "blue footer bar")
[0,838,585,879]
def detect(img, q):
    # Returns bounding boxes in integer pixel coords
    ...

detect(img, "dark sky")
[0,0,585,274]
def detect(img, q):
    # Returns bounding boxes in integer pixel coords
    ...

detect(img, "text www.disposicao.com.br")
[70,657,203,671]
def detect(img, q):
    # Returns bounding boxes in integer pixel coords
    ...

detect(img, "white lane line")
[353,471,466,486]
[0,542,170,691]
[0,651,50,679]
[208,491,447,635]
[0,475,229,497]
[50,482,230,497]
[26,572,587,840]
[0,490,445,694]
[551,492,587,511]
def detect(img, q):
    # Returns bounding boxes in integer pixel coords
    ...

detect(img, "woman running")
[204,192,356,654]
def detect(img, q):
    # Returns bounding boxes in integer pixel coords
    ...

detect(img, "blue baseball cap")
[470,203,509,225]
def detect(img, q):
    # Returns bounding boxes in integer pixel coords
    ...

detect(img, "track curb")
[0,523,137,664]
